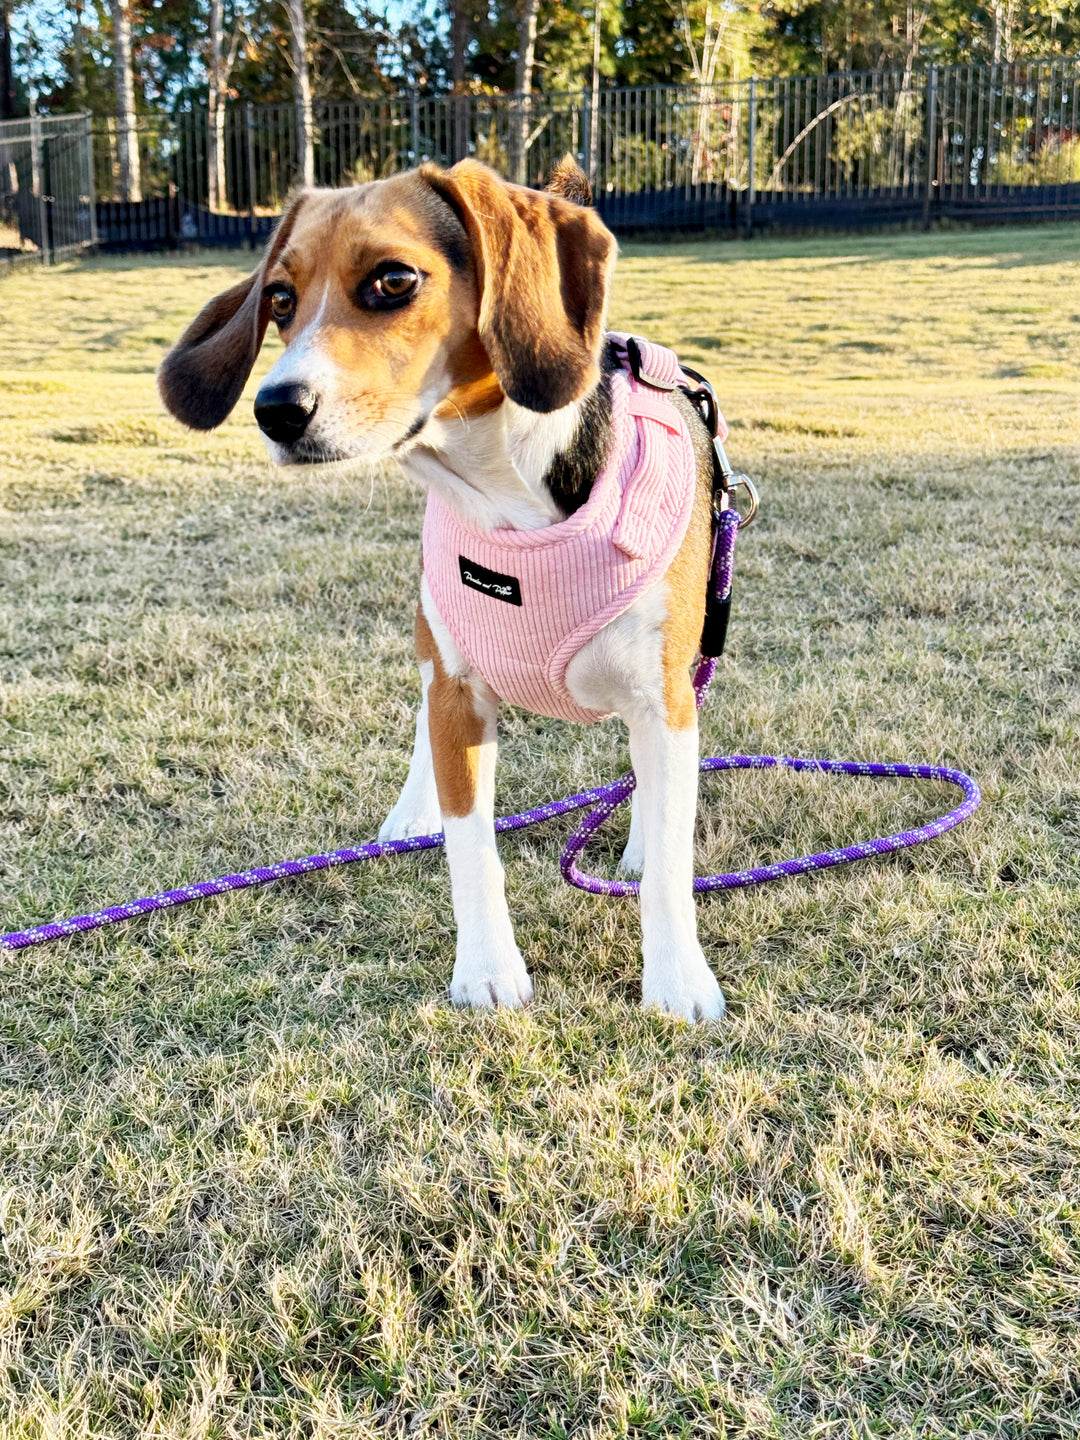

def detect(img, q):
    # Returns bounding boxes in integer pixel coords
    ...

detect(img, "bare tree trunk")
[451,1,467,90]
[0,1,14,121]
[992,0,1018,63]
[890,5,929,187]
[71,0,86,109]
[587,0,601,179]
[111,0,141,201]
[451,0,469,160]
[509,0,539,182]
[287,0,314,186]
[677,1,725,187]
[208,0,226,209]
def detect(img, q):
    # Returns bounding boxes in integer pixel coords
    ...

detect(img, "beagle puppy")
[159,158,725,1022]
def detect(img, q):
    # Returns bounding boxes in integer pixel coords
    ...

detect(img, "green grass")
[0,224,1078,1437]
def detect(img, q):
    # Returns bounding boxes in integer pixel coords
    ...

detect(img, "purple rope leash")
[560,748,982,898]
[0,509,981,954]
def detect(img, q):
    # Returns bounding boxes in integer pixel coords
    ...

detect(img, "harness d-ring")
[722,473,759,529]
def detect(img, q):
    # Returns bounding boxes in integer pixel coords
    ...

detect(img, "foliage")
[753,0,1080,73]
[827,99,923,189]
[988,128,1080,183]
[20,0,448,113]
[11,0,1080,119]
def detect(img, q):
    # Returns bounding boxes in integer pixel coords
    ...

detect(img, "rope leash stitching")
[0,510,981,955]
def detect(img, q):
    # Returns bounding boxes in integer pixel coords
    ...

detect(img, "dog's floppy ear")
[158,192,306,430]
[420,159,616,413]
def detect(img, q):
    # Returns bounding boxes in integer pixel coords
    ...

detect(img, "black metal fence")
[0,114,96,266]
[73,56,1080,249]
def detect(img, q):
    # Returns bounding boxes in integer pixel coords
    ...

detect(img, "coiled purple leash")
[0,507,980,955]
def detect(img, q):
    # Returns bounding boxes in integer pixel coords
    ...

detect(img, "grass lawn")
[0,223,1078,1437]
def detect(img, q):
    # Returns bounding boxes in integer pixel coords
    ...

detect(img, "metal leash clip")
[711,434,759,529]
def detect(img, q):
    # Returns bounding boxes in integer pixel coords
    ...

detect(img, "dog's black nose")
[254,383,318,444]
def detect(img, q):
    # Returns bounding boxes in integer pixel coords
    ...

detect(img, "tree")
[678,2,733,183]
[0,0,15,119]
[514,0,539,97]
[207,0,225,206]
[507,0,539,180]
[206,0,244,209]
[991,0,1019,59]
[70,0,86,108]
[450,0,468,88]
[286,0,314,184]
[111,0,141,200]
[449,0,468,156]
[586,0,600,174]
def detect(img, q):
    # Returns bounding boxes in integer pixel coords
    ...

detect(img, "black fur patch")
[541,348,616,516]
[424,191,471,272]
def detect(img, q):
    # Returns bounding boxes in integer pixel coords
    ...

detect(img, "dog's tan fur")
[160,163,616,442]
[419,161,615,413]
[433,370,506,423]
[265,178,491,442]
[659,393,716,731]
[415,607,487,818]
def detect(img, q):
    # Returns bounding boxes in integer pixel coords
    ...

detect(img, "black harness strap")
[623,339,751,661]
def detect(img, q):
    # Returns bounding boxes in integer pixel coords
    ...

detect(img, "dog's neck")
[400,365,614,532]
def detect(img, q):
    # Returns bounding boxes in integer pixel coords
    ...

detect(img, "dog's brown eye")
[377,267,417,298]
[360,263,421,310]
[266,286,295,324]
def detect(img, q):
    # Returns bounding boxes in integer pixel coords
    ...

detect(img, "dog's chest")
[422,365,698,723]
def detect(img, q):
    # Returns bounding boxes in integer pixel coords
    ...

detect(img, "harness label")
[458,555,523,606]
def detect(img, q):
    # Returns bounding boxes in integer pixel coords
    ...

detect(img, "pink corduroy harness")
[422,334,728,724]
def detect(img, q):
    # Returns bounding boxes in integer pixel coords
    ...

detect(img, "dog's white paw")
[450,945,534,1010]
[642,943,725,1023]
[378,797,443,844]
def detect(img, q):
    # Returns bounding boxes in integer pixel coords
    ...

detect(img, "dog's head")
[158,160,616,464]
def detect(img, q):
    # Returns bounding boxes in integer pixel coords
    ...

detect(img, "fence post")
[29,114,50,264]
[410,89,420,163]
[581,87,592,179]
[83,113,98,248]
[922,64,937,229]
[245,102,256,248]
[745,75,757,234]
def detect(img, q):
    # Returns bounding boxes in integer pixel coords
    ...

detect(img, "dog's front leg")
[378,629,442,843]
[566,596,724,1022]
[618,791,645,875]
[378,671,439,843]
[418,596,533,1010]
[626,693,725,1023]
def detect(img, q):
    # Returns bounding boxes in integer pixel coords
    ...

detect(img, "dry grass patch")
[0,226,1078,1437]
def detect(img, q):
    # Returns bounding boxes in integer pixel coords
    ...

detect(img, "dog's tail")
[545,154,593,207]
